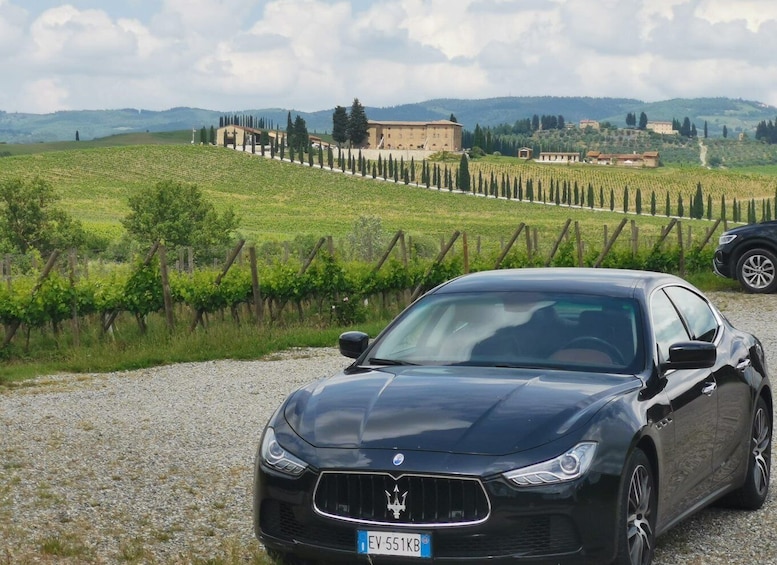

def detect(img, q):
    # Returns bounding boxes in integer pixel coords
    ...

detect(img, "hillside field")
[1,144,776,255]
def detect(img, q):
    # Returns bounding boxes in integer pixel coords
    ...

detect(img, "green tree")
[347,98,369,147]
[332,105,348,147]
[293,114,309,153]
[285,112,294,150]
[0,177,86,254]
[209,125,216,145]
[458,153,471,192]
[638,112,648,130]
[723,125,728,139]
[122,180,239,253]
[199,126,207,144]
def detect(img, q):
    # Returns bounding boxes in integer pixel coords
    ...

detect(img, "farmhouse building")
[579,119,600,130]
[538,152,581,164]
[646,121,676,135]
[215,125,328,149]
[216,125,262,147]
[586,151,660,168]
[365,120,462,151]
[517,147,533,159]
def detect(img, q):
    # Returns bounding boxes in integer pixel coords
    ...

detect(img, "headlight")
[503,442,597,486]
[260,427,308,477]
[718,234,737,245]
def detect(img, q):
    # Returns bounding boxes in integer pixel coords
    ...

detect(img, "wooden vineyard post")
[655,218,678,248]
[373,231,404,273]
[546,219,572,267]
[698,219,722,250]
[2,250,60,348]
[249,246,263,325]
[69,249,80,347]
[190,239,246,331]
[495,223,525,269]
[575,221,584,267]
[462,232,470,274]
[631,221,638,256]
[158,245,175,333]
[271,237,327,322]
[593,218,628,267]
[103,242,159,333]
[677,221,685,276]
[410,231,460,303]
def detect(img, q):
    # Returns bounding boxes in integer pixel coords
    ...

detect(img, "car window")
[663,286,719,342]
[367,291,642,373]
[650,290,691,360]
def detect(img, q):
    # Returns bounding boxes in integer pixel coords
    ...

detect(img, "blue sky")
[2,0,777,114]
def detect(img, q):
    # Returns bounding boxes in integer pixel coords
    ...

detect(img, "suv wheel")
[736,248,777,293]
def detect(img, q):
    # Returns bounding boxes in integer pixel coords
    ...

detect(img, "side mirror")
[339,331,369,359]
[662,341,716,371]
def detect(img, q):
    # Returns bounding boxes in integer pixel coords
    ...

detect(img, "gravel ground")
[1,291,776,564]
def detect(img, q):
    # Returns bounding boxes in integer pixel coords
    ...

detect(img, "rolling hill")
[2,97,775,144]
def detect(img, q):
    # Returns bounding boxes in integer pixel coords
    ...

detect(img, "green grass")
[0,309,394,383]
[0,144,764,252]
[0,131,192,156]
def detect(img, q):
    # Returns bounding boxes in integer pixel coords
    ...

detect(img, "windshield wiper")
[366,357,418,366]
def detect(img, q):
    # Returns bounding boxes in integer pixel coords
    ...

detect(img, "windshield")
[367,291,644,374]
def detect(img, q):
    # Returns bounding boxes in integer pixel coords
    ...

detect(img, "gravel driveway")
[1,291,776,564]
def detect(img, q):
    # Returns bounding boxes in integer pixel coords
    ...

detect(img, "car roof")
[431,268,684,300]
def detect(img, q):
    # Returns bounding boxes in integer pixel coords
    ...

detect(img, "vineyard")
[0,214,723,357]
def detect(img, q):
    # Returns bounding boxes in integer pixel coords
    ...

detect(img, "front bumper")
[713,248,733,278]
[254,461,621,564]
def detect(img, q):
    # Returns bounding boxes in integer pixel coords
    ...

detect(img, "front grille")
[437,515,580,557]
[261,500,580,558]
[260,500,355,551]
[313,472,490,526]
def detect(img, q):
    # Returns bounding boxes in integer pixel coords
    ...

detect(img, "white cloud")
[2,0,777,113]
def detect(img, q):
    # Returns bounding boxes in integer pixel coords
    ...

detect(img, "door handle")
[701,382,717,396]
[736,358,752,372]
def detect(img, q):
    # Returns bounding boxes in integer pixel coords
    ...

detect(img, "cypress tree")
[623,186,629,213]
[665,192,671,216]
[458,153,471,192]
[707,194,713,220]
[677,194,684,218]
[610,188,615,211]
[650,191,657,216]
[636,188,642,215]
[587,184,594,209]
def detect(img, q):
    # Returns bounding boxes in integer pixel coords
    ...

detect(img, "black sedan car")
[713,219,777,293]
[253,268,771,565]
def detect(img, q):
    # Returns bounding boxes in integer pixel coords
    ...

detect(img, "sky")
[1,0,777,114]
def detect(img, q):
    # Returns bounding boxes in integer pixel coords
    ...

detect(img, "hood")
[283,366,640,455]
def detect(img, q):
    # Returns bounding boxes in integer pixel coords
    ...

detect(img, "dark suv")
[714,220,777,293]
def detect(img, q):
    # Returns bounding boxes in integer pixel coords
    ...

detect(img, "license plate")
[357,530,432,558]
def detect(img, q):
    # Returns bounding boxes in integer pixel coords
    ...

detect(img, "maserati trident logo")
[385,484,408,519]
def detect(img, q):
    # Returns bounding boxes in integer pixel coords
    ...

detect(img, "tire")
[736,248,777,293]
[723,396,771,510]
[613,448,656,565]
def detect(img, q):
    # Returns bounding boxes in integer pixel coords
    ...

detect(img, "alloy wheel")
[627,464,653,565]
[751,405,771,498]
[741,254,776,291]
